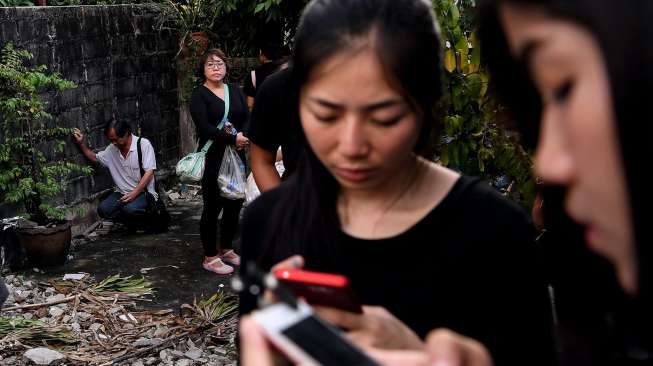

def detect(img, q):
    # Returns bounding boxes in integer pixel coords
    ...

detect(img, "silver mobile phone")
[252,301,379,366]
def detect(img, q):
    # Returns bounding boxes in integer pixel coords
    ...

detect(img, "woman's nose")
[535,110,574,185]
[338,115,370,158]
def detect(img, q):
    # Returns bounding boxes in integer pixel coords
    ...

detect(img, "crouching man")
[73,120,157,230]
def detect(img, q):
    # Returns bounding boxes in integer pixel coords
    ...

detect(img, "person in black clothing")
[238,0,555,365]
[242,43,285,110]
[190,48,250,275]
[476,0,653,364]
[248,67,303,191]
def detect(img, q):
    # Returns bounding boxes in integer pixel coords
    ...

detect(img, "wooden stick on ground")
[2,295,77,311]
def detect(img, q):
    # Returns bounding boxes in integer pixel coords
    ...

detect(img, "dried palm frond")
[91,275,153,297]
[0,316,77,346]
[181,291,237,326]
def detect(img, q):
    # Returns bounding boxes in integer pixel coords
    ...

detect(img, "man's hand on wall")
[73,128,85,145]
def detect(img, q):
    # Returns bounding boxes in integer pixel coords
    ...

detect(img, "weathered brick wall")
[0,5,179,228]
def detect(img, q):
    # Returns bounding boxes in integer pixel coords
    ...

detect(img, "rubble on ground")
[1,273,237,365]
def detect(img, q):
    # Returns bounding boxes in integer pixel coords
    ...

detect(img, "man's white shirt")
[96,134,157,199]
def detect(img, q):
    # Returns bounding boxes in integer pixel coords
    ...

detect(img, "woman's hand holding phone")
[313,305,425,352]
[262,255,306,304]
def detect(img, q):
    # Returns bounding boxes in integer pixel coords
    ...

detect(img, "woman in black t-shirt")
[189,49,249,276]
[240,0,554,364]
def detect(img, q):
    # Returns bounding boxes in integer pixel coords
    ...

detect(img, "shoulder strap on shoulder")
[137,137,145,178]
[217,84,230,129]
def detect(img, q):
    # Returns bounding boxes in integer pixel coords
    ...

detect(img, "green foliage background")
[433,0,535,208]
[0,43,92,224]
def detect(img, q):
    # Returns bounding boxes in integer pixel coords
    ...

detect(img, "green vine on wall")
[0,43,92,225]
[433,0,536,209]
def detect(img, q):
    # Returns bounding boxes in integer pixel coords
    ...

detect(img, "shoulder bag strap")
[217,83,230,129]
[137,137,145,178]
[200,84,231,153]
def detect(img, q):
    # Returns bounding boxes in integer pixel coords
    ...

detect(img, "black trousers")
[200,167,244,257]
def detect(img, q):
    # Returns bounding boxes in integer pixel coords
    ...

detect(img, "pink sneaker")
[220,250,241,266]
[203,257,234,275]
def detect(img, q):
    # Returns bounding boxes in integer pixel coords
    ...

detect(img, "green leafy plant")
[182,291,238,326]
[154,0,225,56]
[0,0,34,6]
[0,43,92,225]
[91,274,154,296]
[433,0,536,208]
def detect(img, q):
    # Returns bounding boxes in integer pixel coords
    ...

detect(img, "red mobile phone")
[273,269,363,313]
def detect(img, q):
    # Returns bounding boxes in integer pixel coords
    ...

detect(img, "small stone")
[23,347,65,365]
[46,294,66,303]
[89,323,103,332]
[153,325,169,338]
[71,322,81,332]
[35,307,48,318]
[134,338,163,347]
[49,307,64,318]
[145,357,158,365]
[170,350,185,358]
[77,312,91,321]
[174,360,191,366]
[131,361,144,366]
[23,313,33,320]
[184,348,202,361]
[62,315,71,323]
[159,349,171,362]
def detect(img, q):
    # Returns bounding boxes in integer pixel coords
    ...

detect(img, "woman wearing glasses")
[190,48,250,275]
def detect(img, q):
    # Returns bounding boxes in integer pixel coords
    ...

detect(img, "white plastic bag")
[218,146,246,200]
[245,173,260,204]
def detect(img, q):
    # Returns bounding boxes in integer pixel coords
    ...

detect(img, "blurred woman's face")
[299,48,421,192]
[204,54,226,83]
[500,4,637,292]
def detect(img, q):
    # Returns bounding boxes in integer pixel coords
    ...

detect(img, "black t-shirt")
[242,62,280,98]
[247,68,302,178]
[189,83,249,176]
[241,176,555,366]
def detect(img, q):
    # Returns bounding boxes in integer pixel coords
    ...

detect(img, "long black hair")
[258,0,443,272]
[478,0,653,359]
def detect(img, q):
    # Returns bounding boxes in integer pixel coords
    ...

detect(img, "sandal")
[203,257,234,275]
[220,250,241,266]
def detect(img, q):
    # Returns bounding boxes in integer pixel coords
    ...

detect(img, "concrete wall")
[0,5,179,231]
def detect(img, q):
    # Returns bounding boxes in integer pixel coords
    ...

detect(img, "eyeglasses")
[205,61,226,69]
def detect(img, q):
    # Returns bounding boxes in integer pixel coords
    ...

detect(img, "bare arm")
[72,128,97,164]
[247,96,255,110]
[251,143,281,192]
[119,169,154,203]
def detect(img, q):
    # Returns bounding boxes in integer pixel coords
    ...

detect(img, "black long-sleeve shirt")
[241,176,556,366]
[189,84,249,176]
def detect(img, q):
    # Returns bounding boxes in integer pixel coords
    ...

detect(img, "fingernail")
[291,256,302,268]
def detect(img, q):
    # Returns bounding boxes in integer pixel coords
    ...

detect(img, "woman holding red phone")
[240,0,555,364]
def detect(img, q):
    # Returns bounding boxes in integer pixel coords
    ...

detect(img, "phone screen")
[281,315,378,366]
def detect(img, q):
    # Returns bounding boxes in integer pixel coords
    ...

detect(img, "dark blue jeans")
[97,192,150,229]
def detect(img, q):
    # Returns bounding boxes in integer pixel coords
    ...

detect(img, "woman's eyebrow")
[307,97,343,110]
[518,38,544,65]
[361,99,403,113]
[307,97,403,112]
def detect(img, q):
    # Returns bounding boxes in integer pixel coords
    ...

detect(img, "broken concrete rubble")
[23,348,65,365]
